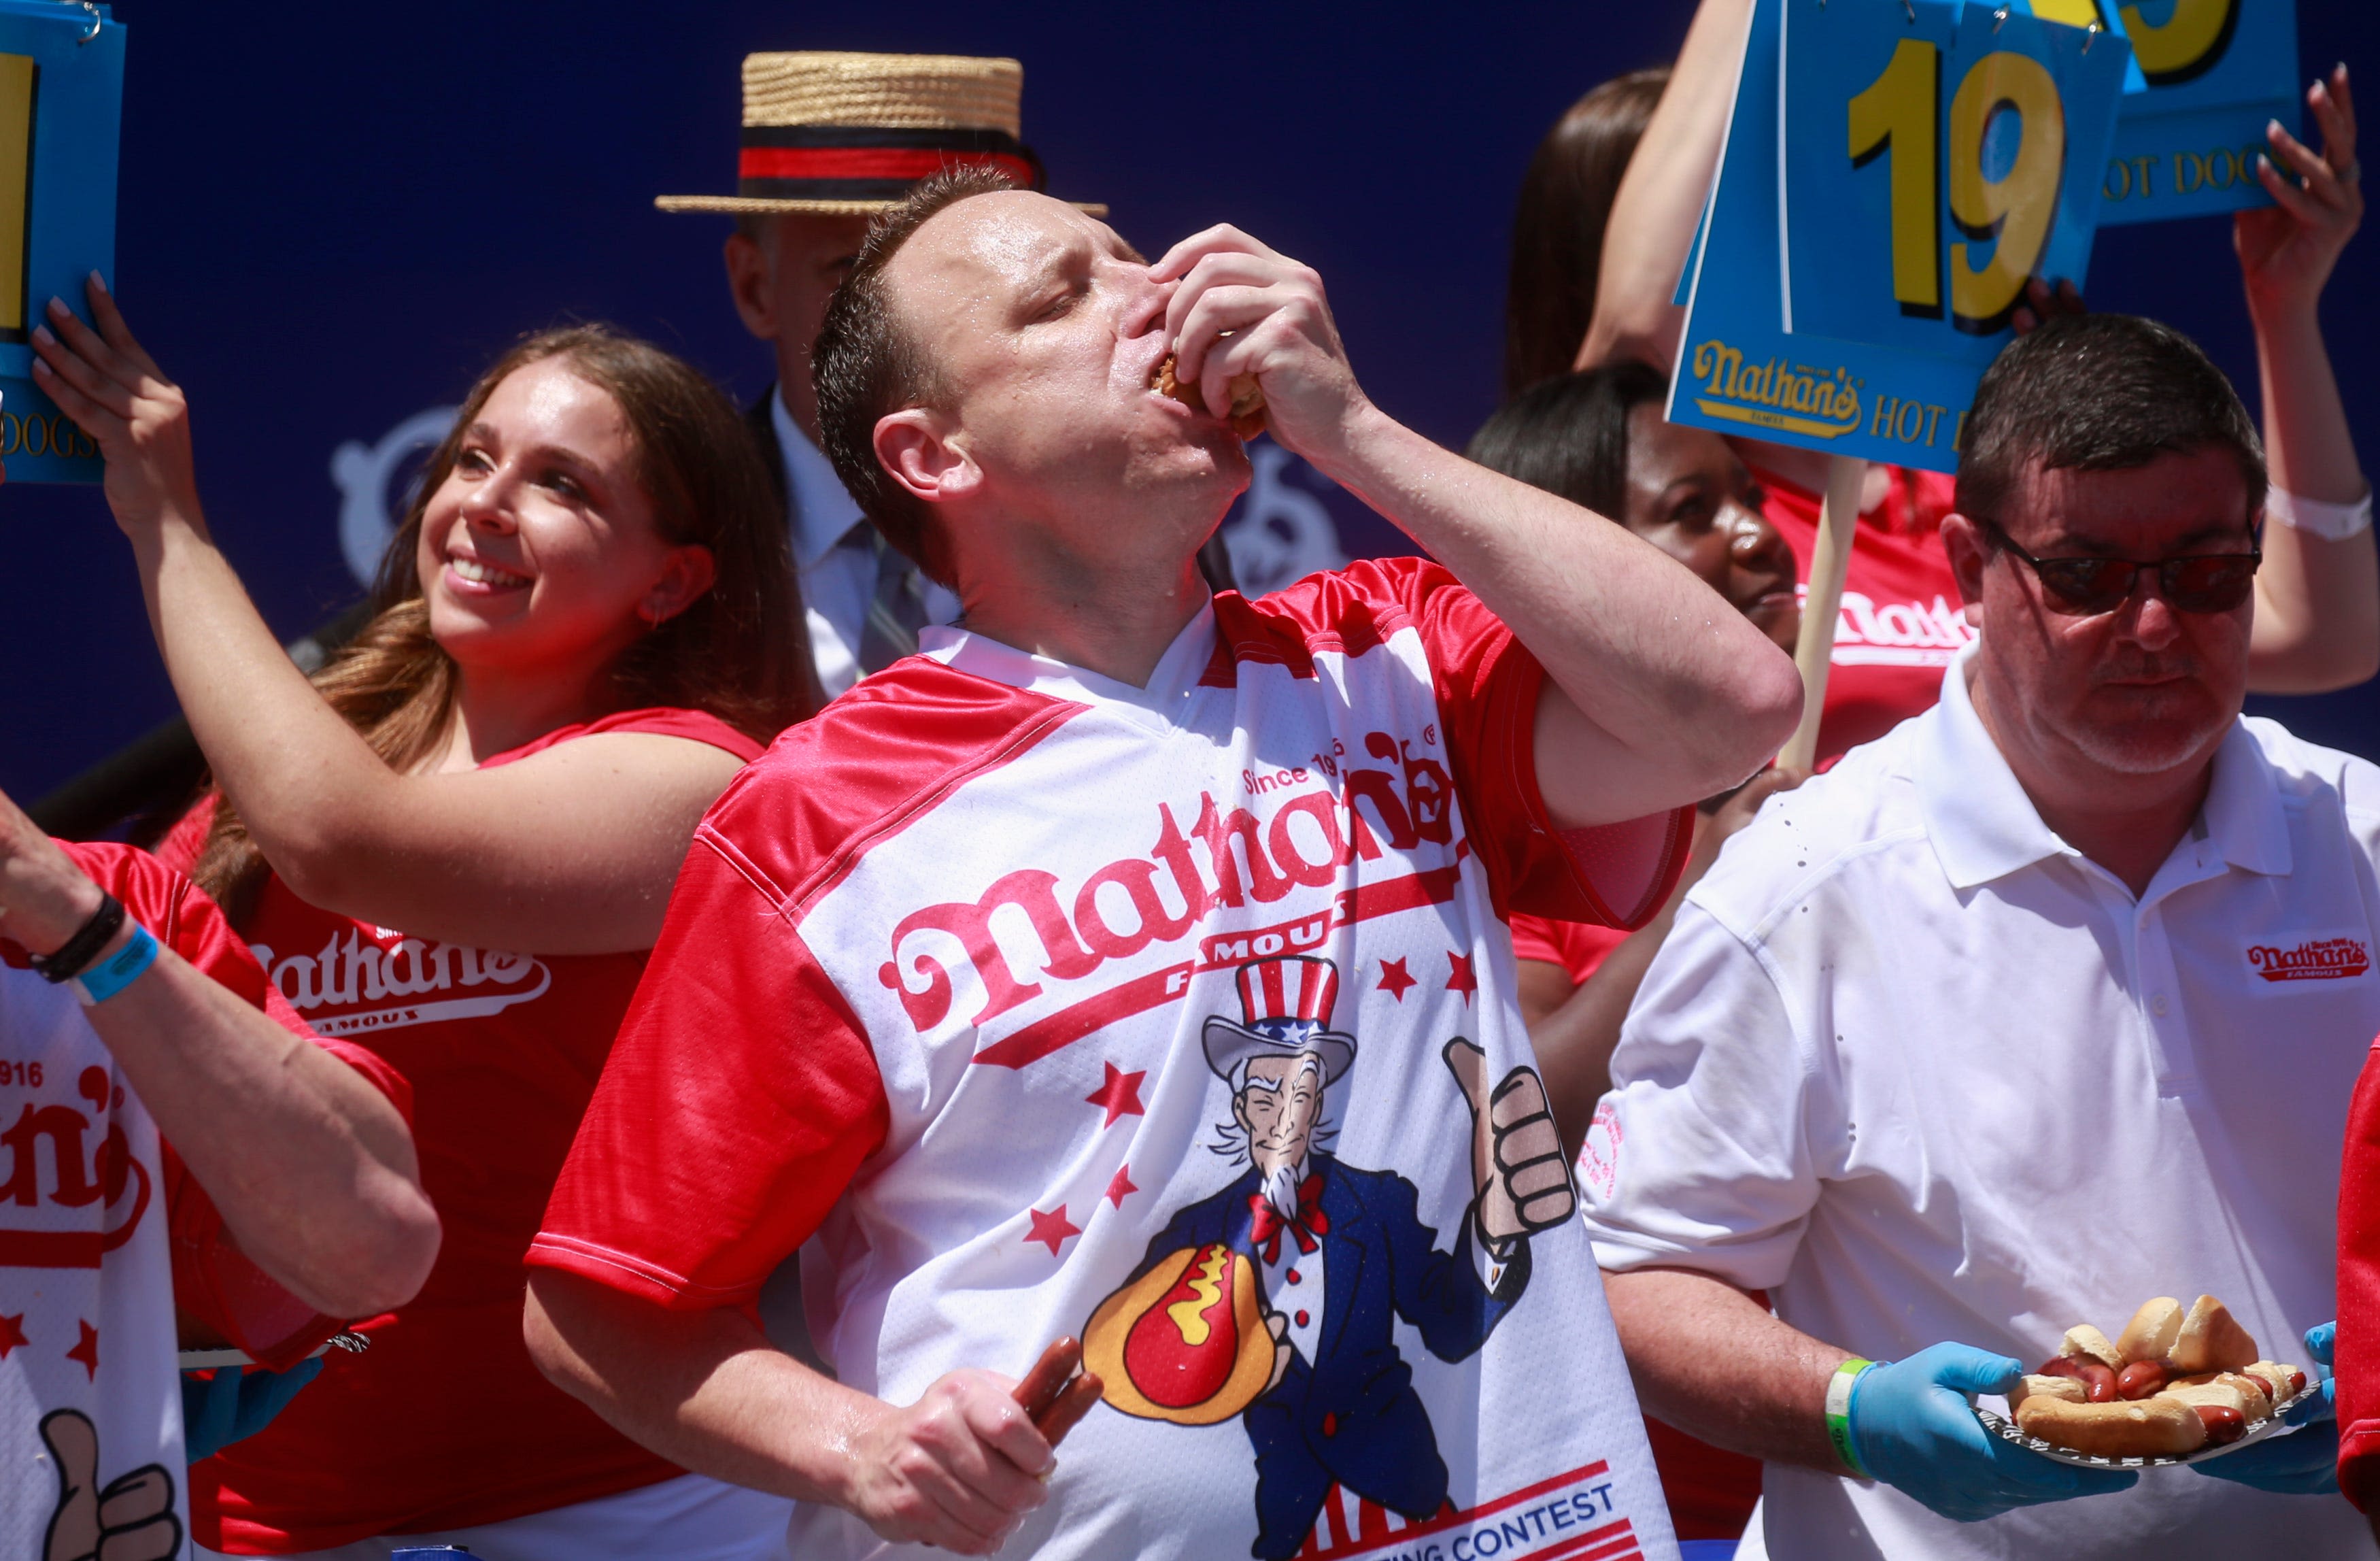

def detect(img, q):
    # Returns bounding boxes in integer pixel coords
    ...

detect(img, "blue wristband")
[73,922,158,1005]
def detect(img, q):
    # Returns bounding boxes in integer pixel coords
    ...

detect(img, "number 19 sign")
[1669,0,2127,473]
[0,1,122,484]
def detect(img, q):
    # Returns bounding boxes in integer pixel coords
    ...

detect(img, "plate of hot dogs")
[1973,1294,2317,1468]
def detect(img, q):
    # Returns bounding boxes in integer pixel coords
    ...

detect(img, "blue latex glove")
[181,1356,324,1462]
[2193,1322,2339,1494]
[1848,1343,2140,1522]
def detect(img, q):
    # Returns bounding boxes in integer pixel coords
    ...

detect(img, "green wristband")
[1825,1358,1875,1480]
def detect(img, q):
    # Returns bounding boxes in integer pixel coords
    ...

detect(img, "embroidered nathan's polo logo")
[2246,937,2372,983]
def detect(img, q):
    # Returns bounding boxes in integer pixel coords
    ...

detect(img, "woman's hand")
[27,272,205,535]
[0,784,107,956]
[2238,65,2362,322]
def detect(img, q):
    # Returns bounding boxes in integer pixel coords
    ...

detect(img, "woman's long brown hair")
[192,324,817,924]
[1503,67,1670,401]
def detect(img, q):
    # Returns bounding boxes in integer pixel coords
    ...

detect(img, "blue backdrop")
[3,0,2373,803]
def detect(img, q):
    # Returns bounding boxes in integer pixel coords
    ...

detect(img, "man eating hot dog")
[515,167,1802,1560]
[1575,312,2380,1558]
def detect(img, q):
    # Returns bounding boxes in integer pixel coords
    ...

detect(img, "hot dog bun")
[2117,1297,2187,1366]
[2015,1394,2208,1458]
[2171,1295,2259,1374]
[2173,1370,2273,1419]
[2010,1373,2088,1411]
[1155,354,1268,439]
[2062,1324,2123,1371]
[2160,1378,2256,1418]
[2243,1362,2307,1405]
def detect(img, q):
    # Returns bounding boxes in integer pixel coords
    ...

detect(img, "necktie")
[854,524,931,676]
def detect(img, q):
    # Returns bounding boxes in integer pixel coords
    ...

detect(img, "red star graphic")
[0,1313,24,1359]
[66,1319,98,1381]
[1377,958,1417,1002]
[1025,1205,1081,1256]
[1104,1164,1139,1209]
[1084,1062,1147,1128]
[1446,952,1477,1006]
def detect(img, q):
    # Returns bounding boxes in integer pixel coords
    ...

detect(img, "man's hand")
[843,1369,1055,1556]
[1444,1039,1575,1245]
[41,1409,182,1561]
[0,785,109,956]
[2194,1322,2340,1495]
[2239,65,2362,320]
[1847,1345,2137,1522]
[1151,225,1372,466]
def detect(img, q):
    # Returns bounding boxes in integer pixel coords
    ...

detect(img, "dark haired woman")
[1569,1,2374,746]
[33,279,817,1560]
[1467,361,1801,1554]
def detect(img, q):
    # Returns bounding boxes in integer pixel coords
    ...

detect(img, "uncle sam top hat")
[656,51,1107,218]
[1203,957,1358,1087]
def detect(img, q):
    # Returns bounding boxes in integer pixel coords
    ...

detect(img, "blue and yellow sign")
[0,1,122,484]
[2004,0,2298,224]
[1669,0,2127,473]
[1784,0,2129,352]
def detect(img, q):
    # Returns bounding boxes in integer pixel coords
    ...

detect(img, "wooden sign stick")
[1778,454,1867,773]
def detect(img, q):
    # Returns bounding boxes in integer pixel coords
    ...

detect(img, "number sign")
[2003,0,2299,224]
[0,1,120,484]
[1785,0,2127,354]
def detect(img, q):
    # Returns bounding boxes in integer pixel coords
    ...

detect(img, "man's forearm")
[1603,1265,1854,1473]
[88,943,438,1320]
[1305,406,1801,818]
[526,1268,874,1505]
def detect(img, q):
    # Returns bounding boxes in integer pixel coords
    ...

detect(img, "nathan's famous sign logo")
[2247,937,2371,984]
[880,732,1457,1060]
[1690,337,1970,456]
[0,1065,151,1269]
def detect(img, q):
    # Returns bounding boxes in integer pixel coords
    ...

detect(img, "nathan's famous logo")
[252,928,551,1035]
[0,1065,150,1269]
[2247,937,2372,984]
[1690,339,1863,440]
[880,733,1455,1039]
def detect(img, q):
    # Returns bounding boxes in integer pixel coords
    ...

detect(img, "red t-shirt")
[530,564,1694,1560]
[1,842,411,1369]
[158,708,764,1554]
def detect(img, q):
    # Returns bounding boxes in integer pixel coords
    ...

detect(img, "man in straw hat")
[526,165,1801,1559]
[662,50,1112,701]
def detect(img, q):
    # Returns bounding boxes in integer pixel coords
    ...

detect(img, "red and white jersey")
[2,844,401,1561]
[535,560,1693,1561]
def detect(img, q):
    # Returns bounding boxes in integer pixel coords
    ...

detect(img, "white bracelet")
[2266,486,2374,541]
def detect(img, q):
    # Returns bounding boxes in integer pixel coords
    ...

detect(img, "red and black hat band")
[736,124,1045,201]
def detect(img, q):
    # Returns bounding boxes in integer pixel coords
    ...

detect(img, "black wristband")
[30,891,126,984]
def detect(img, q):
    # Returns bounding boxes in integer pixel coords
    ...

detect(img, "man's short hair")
[813,165,1019,586]
[1955,313,2267,534]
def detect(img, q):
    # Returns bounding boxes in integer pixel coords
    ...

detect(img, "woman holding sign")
[1568,1,2373,752]
[26,290,819,1560]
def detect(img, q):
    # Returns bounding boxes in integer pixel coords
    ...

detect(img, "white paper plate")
[1975,1383,2317,1469]
[178,1330,371,1372]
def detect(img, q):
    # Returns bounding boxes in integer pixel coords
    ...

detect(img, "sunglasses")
[1982,521,2260,616]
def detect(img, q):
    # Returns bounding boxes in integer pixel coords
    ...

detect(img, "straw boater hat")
[656,50,1106,218]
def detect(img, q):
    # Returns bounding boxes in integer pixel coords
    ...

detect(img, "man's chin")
[2059,697,2234,776]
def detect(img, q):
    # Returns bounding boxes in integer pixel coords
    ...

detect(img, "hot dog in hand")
[2012,1296,2307,1459]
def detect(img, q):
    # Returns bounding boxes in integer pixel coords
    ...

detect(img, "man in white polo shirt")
[1576,312,2380,1560]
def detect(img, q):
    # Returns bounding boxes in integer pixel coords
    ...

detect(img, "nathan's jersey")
[1,843,402,1561]
[535,560,1693,1561]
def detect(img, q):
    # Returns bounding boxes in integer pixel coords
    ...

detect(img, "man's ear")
[1941,512,1990,626]
[641,544,719,628]
[724,228,779,343]
[875,409,981,507]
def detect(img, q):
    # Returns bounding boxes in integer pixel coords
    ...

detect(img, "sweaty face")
[881,190,1249,529]
[1620,405,1801,651]
[1973,449,2255,779]
[417,358,679,677]
[1236,1054,1328,1177]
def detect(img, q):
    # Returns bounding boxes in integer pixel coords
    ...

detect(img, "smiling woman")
[28,282,819,1560]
